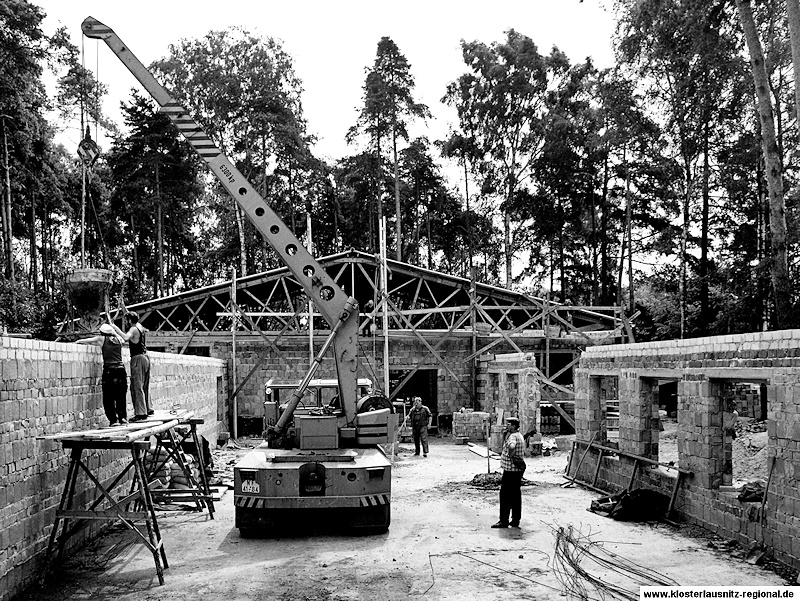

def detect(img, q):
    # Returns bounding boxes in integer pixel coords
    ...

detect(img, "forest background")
[1,0,799,342]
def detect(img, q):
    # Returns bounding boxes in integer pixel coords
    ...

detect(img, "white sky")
[37,0,617,166]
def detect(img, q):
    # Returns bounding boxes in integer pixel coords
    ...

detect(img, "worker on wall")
[109,311,151,421]
[76,324,128,427]
[409,396,432,457]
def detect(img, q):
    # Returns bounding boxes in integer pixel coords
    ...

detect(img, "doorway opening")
[390,368,439,432]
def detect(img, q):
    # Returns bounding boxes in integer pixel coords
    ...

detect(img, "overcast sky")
[38,0,616,164]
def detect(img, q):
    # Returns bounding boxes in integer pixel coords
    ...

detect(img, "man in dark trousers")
[76,324,128,427]
[492,416,526,528]
[409,396,432,457]
[110,311,151,421]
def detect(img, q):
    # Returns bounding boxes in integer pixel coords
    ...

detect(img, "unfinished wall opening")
[505,372,519,408]
[488,372,500,407]
[390,368,438,419]
[720,380,769,487]
[599,376,619,444]
[655,379,680,467]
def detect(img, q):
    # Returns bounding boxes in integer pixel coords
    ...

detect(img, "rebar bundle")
[552,524,679,601]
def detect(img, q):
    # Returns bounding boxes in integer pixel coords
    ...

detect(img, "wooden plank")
[626,459,639,491]
[56,510,148,520]
[667,472,683,518]
[564,432,598,486]
[467,443,500,460]
[124,420,180,442]
[575,440,693,474]
[38,421,156,441]
[591,449,604,487]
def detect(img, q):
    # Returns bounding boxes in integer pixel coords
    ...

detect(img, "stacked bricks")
[729,382,761,418]
[573,328,800,572]
[0,336,226,601]
[452,411,490,440]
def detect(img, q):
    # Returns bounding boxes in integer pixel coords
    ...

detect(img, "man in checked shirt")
[492,416,526,528]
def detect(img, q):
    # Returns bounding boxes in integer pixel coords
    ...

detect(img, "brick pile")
[452,411,490,440]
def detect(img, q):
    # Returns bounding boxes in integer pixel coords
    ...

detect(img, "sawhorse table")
[39,411,212,585]
[144,414,215,518]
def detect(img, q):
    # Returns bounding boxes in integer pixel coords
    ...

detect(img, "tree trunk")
[426,193,432,269]
[130,215,140,293]
[464,157,473,279]
[413,176,420,264]
[788,0,800,122]
[601,156,610,304]
[700,121,710,334]
[30,193,38,296]
[680,163,690,339]
[1,116,14,281]
[736,0,792,328]
[504,177,514,288]
[626,169,634,315]
[375,131,383,254]
[156,159,165,297]
[41,208,49,295]
[392,117,402,262]
[589,179,598,306]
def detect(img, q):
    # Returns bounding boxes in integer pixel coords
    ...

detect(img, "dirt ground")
[20,435,794,601]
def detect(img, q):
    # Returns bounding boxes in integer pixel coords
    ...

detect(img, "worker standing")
[76,324,128,427]
[492,416,526,528]
[409,397,432,457]
[109,311,152,421]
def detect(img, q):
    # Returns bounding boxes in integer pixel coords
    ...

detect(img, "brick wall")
[571,330,800,571]
[151,330,569,426]
[0,336,226,601]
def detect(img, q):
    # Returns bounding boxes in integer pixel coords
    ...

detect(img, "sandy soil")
[20,436,792,601]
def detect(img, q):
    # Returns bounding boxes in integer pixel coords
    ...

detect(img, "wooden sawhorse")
[144,416,215,518]
[44,436,168,584]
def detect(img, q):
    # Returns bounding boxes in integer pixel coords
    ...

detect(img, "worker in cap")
[76,324,129,427]
[409,396,432,457]
[492,415,526,528]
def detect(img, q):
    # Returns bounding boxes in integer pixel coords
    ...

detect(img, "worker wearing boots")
[492,416,526,528]
[109,312,152,421]
[409,397,432,457]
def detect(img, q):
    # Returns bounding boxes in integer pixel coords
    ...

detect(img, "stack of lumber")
[37,410,195,443]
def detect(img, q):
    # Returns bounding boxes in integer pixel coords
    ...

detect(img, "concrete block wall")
[0,336,226,601]
[208,333,498,421]
[571,329,800,571]
[153,331,567,426]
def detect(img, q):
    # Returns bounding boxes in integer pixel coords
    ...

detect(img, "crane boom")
[81,16,360,425]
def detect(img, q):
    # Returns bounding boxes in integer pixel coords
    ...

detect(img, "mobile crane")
[82,17,396,533]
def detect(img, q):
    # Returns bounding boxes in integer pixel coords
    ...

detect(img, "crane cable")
[81,34,110,269]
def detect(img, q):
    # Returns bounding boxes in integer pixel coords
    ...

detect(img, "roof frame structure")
[119,250,627,343]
